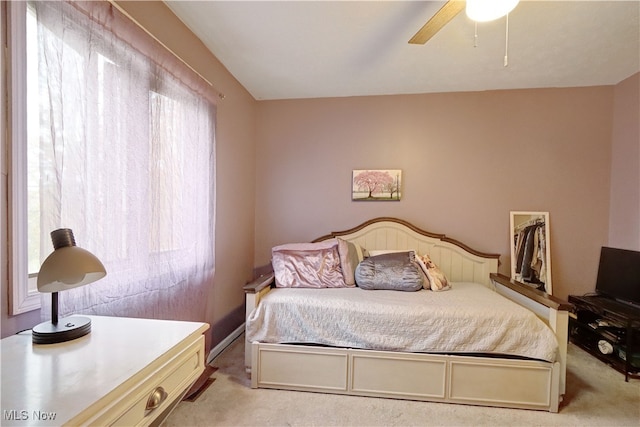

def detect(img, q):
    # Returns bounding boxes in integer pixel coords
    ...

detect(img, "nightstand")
[1,315,209,426]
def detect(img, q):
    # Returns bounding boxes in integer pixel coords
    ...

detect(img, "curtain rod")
[108,0,225,100]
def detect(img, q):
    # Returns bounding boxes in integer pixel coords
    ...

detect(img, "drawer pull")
[145,386,168,413]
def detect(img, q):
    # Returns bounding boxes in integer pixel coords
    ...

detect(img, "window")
[9,1,216,321]
[9,1,40,314]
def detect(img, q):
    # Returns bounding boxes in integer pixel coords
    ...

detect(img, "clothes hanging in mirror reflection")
[514,222,547,290]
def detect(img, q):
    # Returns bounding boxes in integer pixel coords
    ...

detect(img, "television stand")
[568,294,640,381]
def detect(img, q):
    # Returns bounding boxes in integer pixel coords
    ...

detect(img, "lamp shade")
[466,0,519,22]
[33,228,106,344]
[37,229,106,292]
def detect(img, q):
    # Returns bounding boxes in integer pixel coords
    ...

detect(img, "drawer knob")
[145,386,168,412]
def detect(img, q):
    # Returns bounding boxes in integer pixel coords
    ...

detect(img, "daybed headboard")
[313,217,500,287]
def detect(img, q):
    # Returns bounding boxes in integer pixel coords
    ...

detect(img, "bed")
[244,217,570,412]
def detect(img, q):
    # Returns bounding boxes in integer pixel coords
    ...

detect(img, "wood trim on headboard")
[312,217,500,261]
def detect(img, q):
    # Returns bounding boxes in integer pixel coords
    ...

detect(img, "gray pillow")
[355,251,424,291]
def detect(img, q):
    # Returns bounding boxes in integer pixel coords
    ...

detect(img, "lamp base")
[32,316,91,345]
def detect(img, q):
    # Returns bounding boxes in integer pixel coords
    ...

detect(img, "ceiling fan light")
[466,0,519,22]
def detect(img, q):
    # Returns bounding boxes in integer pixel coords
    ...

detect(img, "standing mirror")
[510,211,552,295]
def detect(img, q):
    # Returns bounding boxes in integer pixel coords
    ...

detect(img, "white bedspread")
[246,282,558,362]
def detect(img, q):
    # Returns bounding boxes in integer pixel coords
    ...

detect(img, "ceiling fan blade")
[408,0,466,45]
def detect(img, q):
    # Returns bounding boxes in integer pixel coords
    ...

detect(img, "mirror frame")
[510,211,552,295]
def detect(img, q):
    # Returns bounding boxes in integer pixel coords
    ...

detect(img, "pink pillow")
[272,241,348,288]
[337,238,365,286]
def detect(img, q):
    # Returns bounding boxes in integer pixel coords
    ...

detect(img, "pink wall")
[609,72,640,250]
[255,87,616,300]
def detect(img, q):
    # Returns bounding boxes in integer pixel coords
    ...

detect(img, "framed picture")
[352,169,402,201]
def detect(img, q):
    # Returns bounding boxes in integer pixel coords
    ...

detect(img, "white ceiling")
[164,1,640,100]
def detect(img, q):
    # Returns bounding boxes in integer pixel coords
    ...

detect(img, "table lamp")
[32,228,106,344]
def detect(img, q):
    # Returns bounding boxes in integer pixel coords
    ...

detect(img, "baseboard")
[206,322,244,364]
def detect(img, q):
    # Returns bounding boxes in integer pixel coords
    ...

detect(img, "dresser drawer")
[84,334,205,426]
[113,336,205,426]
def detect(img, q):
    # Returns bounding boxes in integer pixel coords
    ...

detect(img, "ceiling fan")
[408,1,465,45]
[408,0,519,45]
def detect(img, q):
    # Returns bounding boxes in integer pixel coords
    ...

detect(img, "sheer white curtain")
[33,1,215,322]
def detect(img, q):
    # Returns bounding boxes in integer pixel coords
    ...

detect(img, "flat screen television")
[595,247,640,307]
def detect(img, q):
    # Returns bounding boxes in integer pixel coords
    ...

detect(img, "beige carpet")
[165,336,640,427]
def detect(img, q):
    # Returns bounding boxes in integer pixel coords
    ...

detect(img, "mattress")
[246,282,558,362]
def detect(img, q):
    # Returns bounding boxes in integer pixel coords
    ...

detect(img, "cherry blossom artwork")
[352,169,402,201]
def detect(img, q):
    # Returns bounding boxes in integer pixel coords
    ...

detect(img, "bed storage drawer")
[448,357,553,408]
[254,344,348,391]
[351,352,446,398]
[252,342,559,411]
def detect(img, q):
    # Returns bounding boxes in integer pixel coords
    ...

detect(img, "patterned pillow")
[416,254,451,291]
[355,251,424,291]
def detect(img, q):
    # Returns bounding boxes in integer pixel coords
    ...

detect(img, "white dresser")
[1,315,209,426]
